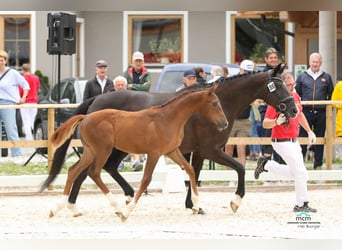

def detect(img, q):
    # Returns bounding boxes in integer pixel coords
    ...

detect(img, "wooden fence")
[1,101,342,172]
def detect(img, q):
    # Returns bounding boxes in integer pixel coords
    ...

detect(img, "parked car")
[33,77,87,154]
[152,62,240,93]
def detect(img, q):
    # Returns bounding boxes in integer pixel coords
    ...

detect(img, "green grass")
[0,162,69,175]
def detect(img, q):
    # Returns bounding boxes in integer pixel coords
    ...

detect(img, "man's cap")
[183,70,196,78]
[132,51,144,61]
[95,60,108,67]
[240,59,255,72]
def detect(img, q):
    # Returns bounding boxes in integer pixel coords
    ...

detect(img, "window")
[127,13,185,67]
[1,16,30,69]
[233,15,285,64]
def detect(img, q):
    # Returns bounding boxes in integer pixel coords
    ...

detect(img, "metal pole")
[57,53,61,127]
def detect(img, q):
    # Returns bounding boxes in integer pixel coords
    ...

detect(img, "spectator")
[19,63,40,141]
[193,67,206,83]
[249,99,262,160]
[176,70,197,92]
[295,52,334,169]
[254,72,317,213]
[225,59,255,166]
[83,60,114,101]
[332,80,342,137]
[123,51,152,92]
[221,66,229,77]
[113,75,128,91]
[258,47,284,164]
[0,50,30,162]
[208,66,224,83]
[123,52,151,170]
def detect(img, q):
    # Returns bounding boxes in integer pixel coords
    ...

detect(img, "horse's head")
[262,63,298,118]
[204,84,229,131]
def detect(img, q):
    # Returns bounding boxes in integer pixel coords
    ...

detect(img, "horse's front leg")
[203,148,245,213]
[121,154,159,222]
[167,149,199,214]
[87,160,124,220]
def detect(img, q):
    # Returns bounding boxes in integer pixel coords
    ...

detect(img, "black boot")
[254,156,268,179]
[293,201,317,213]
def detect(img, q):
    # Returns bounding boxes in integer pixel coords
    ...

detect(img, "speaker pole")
[57,52,61,127]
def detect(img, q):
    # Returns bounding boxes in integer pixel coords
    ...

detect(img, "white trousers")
[20,104,37,140]
[265,141,308,206]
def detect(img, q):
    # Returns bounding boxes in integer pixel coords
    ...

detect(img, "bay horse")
[47,85,228,221]
[41,64,298,216]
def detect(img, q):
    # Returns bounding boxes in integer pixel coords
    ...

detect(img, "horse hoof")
[115,211,127,222]
[49,210,55,218]
[192,207,199,215]
[230,194,242,213]
[230,201,239,213]
[125,195,133,205]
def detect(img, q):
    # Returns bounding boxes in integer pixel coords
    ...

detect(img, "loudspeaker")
[47,12,76,55]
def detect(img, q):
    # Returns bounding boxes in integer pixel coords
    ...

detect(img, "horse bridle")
[266,72,295,114]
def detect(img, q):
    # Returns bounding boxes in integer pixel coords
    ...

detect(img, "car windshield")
[50,81,75,103]
[154,63,240,93]
[157,71,185,92]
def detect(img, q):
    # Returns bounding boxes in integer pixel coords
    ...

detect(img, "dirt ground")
[0,186,341,239]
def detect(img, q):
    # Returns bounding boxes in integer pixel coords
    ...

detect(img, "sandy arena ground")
[0,186,341,239]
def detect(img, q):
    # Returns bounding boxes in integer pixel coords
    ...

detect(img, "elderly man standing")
[123,51,151,92]
[83,60,114,101]
[295,52,334,170]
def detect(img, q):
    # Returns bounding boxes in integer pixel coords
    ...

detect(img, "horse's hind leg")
[87,149,124,219]
[167,149,199,214]
[66,167,89,217]
[203,148,244,213]
[49,160,82,218]
[49,149,93,218]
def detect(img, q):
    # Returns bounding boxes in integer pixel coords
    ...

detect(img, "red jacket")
[19,73,40,103]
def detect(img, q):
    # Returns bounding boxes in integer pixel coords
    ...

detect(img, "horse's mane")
[151,69,268,110]
[152,84,210,109]
[211,70,264,85]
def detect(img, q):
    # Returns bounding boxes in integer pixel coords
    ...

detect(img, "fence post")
[326,104,333,170]
[47,107,55,173]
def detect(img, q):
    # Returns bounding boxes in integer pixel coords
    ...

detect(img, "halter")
[267,71,294,113]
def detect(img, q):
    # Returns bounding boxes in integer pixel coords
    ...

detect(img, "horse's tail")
[39,138,72,192]
[50,115,85,149]
[39,115,84,192]
[39,98,96,192]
